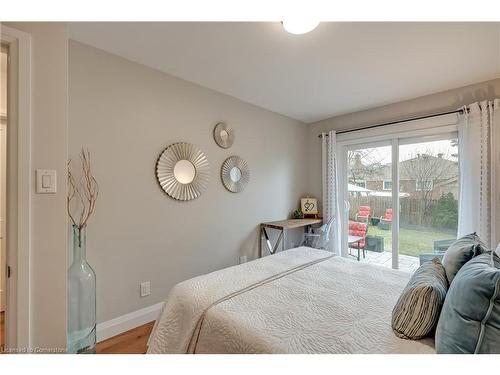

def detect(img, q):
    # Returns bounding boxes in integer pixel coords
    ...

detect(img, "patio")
[348,249,420,274]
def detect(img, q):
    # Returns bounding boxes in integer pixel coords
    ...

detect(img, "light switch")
[42,174,51,188]
[36,169,57,193]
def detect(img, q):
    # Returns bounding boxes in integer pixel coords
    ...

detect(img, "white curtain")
[322,130,342,255]
[458,99,500,248]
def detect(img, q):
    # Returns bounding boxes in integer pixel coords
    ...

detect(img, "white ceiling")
[69,22,500,123]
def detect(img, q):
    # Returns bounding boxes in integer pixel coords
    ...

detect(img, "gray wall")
[70,39,500,327]
[69,41,310,323]
[308,78,500,207]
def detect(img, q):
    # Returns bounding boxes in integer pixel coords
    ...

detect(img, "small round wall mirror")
[221,156,250,193]
[213,122,234,149]
[230,167,242,182]
[173,160,196,184]
[156,142,210,201]
[220,130,229,143]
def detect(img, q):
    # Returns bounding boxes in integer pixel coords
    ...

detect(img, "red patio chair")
[355,206,371,223]
[348,220,368,261]
[381,208,393,222]
[378,208,393,230]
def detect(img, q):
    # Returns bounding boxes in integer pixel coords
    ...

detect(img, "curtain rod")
[317,109,465,138]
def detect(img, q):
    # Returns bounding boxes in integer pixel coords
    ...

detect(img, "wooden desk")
[260,218,322,257]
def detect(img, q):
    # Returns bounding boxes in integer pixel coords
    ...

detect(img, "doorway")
[0,42,8,353]
[338,115,460,273]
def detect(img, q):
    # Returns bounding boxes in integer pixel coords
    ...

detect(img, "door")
[341,132,459,272]
[345,142,395,267]
[0,123,5,312]
[397,135,459,272]
[0,43,7,313]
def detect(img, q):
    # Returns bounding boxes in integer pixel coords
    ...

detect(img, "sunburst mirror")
[213,122,234,149]
[156,142,210,201]
[221,156,250,193]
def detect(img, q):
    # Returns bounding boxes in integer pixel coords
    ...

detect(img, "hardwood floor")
[1,311,154,354]
[96,321,155,354]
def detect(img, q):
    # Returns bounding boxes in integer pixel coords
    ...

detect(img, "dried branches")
[68,149,99,229]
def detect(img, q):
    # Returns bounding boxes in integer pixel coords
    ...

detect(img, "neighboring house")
[349,153,458,200]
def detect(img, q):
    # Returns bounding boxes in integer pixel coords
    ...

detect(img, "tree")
[400,149,457,223]
[348,149,386,186]
[432,192,458,229]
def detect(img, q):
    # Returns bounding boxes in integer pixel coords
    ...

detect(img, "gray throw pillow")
[392,258,448,340]
[442,233,486,283]
[435,252,500,354]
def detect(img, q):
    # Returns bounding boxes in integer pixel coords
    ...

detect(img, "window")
[383,180,392,191]
[356,180,366,188]
[416,179,433,191]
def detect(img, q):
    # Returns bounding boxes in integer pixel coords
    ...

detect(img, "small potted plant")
[293,209,304,219]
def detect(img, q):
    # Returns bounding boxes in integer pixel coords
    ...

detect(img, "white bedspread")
[147,247,435,354]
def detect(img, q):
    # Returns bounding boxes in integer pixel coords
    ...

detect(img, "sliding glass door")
[341,132,459,273]
[397,136,459,272]
[346,142,394,268]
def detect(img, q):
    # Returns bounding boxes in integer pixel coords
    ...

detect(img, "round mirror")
[156,142,210,201]
[221,156,250,193]
[230,167,242,182]
[213,122,234,148]
[173,159,196,184]
[220,130,229,142]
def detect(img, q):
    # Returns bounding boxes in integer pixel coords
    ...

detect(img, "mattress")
[147,247,435,354]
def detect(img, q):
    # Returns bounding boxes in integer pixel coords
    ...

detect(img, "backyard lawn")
[367,225,456,257]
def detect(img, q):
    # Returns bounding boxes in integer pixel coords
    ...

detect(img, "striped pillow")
[392,258,449,340]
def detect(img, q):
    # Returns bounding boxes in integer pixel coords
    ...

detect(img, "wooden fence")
[349,196,438,228]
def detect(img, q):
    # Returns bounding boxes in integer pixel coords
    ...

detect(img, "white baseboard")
[96,302,164,342]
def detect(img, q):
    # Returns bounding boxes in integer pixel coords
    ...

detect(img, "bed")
[147,247,435,354]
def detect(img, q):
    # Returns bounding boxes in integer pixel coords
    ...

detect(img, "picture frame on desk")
[300,197,318,218]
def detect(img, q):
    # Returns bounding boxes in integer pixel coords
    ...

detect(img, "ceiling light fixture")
[282,20,319,35]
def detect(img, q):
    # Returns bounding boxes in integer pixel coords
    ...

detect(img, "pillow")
[392,258,448,340]
[435,252,500,354]
[442,233,486,283]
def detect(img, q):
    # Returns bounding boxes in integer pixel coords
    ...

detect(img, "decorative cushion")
[357,206,371,218]
[435,252,500,354]
[391,258,448,340]
[441,233,486,283]
[348,221,367,248]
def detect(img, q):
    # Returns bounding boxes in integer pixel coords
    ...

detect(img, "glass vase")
[67,225,96,354]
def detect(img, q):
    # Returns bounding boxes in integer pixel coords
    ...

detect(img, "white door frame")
[1,24,32,350]
[336,113,459,268]
[0,123,6,311]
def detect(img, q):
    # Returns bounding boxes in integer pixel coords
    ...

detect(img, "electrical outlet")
[140,281,151,297]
